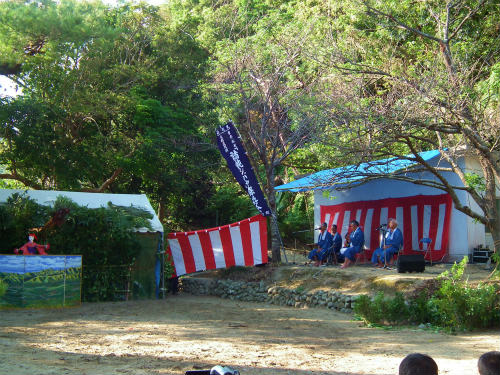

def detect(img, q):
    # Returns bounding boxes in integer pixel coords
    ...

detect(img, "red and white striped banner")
[167,215,268,277]
[320,194,452,261]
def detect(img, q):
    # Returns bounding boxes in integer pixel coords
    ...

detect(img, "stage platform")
[194,260,497,297]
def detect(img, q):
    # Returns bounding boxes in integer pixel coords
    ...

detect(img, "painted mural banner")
[0,255,82,309]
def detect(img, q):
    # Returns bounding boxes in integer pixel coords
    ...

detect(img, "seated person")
[478,351,500,375]
[344,231,350,246]
[330,224,343,263]
[339,229,351,254]
[307,222,333,267]
[371,218,403,267]
[340,220,364,269]
[399,353,438,375]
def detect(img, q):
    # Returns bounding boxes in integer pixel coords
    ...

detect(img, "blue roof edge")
[274,150,441,192]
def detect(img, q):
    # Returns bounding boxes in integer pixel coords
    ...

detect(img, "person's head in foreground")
[399,353,438,375]
[478,351,500,375]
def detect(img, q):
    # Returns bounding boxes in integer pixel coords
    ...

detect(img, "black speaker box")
[397,254,425,273]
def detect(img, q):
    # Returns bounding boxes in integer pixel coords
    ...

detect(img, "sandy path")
[0,295,498,375]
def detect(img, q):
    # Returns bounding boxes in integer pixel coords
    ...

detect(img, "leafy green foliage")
[0,193,49,247]
[464,173,486,192]
[163,252,175,281]
[277,192,314,246]
[2,0,498,250]
[354,291,409,325]
[354,259,500,331]
[0,1,219,232]
[353,293,383,323]
[407,291,439,325]
[205,183,257,226]
[431,258,500,330]
[0,279,7,298]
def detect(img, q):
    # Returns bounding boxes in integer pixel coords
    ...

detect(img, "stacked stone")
[266,286,355,313]
[179,277,215,295]
[180,277,358,313]
[211,280,268,302]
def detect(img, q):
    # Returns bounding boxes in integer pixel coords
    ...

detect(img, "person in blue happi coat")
[340,220,364,269]
[330,224,343,263]
[308,222,333,267]
[371,218,403,267]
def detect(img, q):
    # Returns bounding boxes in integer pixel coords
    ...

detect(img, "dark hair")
[332,224,337,230]
[478,351,500,375]
[350,220,359,227]
[399,353,438,375]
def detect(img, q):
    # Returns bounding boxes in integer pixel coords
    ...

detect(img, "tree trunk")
[479,156,499,257]
[490,219,500,255]
[157,200,166,225]
[266,167,281,263]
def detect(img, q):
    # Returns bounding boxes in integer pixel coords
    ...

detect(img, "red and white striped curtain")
[167,215,268,277]
[320,194,452,261]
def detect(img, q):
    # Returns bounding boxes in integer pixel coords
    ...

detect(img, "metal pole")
[157,232,166,299]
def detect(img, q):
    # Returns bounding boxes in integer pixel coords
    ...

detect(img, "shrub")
[407,291,438,324]
[0,193,50,249]
[354,292,409,325]
[355,258,500,331]
[430,258,500,330]
[353,294,377,323]
[385,292,409,323]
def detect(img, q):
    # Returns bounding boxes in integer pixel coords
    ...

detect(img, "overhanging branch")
[81,168,123,193]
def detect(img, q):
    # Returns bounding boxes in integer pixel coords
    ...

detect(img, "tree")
[195,1,332,261]
[314,0,500,255]
[0,0,219,229]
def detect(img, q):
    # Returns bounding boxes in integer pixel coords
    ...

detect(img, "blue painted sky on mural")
[0,255,82,274]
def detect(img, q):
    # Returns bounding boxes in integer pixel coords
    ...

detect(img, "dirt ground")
[1,263,499,375]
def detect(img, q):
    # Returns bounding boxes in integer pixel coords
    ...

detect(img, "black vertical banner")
[216,121,271,217]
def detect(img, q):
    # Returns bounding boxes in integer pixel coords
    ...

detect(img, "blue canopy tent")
[274,150,441,193]
[274,150,491,261]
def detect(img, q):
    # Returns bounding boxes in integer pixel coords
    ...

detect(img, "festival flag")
[320,194,452,262]
[216,121,271,216]
[167,215,268,277]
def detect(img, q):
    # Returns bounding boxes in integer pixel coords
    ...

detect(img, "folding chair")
[384,243,403,269]
[354,246,368,265]
[420,237,433,265]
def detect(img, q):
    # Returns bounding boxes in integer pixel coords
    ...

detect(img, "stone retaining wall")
[180,277,357,313]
